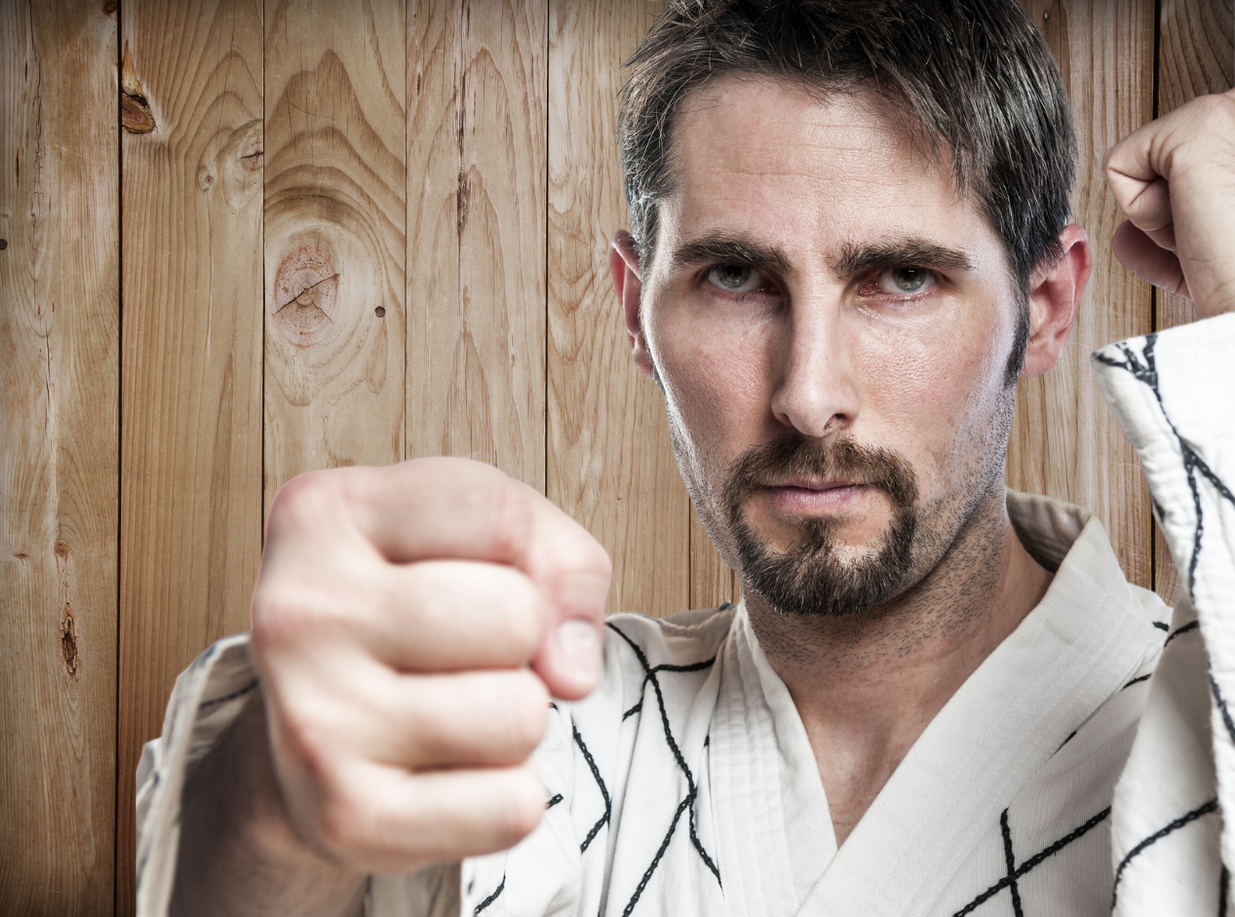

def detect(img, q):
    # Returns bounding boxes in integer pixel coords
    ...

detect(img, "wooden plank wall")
[0,1,1230,912]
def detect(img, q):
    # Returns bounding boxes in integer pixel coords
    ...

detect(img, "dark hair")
[618,0,1077,308]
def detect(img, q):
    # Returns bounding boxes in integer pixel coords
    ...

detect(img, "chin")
[732,508,919,619]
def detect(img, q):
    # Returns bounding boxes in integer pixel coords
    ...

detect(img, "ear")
[610,230,655,378]
[1020,224,1093,377]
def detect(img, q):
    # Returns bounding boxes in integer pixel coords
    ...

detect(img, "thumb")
[521,501,612,699]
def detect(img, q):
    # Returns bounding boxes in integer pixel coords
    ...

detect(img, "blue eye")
[707,264,764,293]
[877,267,936,294]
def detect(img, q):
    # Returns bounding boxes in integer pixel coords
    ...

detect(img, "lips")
[761,481,873,518]
[768,478,869,492]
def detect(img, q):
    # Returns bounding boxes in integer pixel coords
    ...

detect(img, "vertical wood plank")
[118,0,264,907]
[408,0,547,491]
[548,0,698,617]
[264,0,406,508]
[1152,0,1234,603]
[1010,0,1156,588]
[1,2,118,913]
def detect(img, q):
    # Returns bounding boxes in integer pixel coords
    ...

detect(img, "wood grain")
[0,2,119,913]
[1152,0,1234,603]
[407,0,547,490]
[118,0,264,907]
[264,0,406,509]
[1010,0,1156,588]
[548,0,701,617]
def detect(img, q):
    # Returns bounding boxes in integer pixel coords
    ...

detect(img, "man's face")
[629,77,1028,619]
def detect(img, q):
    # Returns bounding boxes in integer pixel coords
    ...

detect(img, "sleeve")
[134,635,460,917]
[1091,312,1235,915]
[135,634,262,915]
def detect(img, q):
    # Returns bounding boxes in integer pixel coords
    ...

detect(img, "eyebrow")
[667,233,974,281]
[668,235,794,278]
[831,238,974,278]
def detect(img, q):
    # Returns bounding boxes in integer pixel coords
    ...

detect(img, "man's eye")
[875,267,936,295]
[706,264,765,293]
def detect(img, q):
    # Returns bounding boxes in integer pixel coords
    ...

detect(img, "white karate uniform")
[135,314,1235,916]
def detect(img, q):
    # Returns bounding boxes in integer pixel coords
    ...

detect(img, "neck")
[745,487,1053,846]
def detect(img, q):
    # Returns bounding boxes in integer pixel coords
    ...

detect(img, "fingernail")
[555,619,602,685]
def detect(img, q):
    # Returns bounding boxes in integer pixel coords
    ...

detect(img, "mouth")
[770,477,868,492]
[759,480,875,516]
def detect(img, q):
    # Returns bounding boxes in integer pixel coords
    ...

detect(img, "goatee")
[722,434,921,618]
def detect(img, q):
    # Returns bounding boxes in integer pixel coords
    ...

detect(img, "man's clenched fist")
[174,459,612,916]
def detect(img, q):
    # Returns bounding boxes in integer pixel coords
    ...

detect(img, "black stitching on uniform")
[1220,865,1230,917]
[198,679,259,709]
[1000,810,1025,917]
[546,793,563,809]
[632,658,719,708]
[951,807,1110,917]
[1153,621,1171,632]
[1095,335,1235,597]
[1165,620,1200,646]
[474,874,505,915]
[621,793,694,917]
[1122,674,1152,691]
[574,723,612,853]
[607,623,722,889]
[1111,798,1220,909]
[622,701,643,720]
[652,659,717,674]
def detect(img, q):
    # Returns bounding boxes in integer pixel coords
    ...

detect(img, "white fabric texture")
[134,313,1235,916]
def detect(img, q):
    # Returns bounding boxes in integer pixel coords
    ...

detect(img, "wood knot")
[54,540,69,559]
[121,42,156,134]
[102,0,117,14]
[274,246,341,347]
[61,603,78,679]
[457,170,470,237]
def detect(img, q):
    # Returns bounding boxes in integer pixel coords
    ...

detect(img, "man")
[138,2,1235,915]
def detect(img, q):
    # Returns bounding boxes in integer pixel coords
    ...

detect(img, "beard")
[720,433,922,619]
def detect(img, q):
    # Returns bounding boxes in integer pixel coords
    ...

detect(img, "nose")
[769,299,860,438]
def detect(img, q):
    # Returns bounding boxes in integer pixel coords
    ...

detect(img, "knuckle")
[269,469,341,527]
[500,673,550,752]
[273,700,335,778]
[252,582,345,654]
[492,767,545,845]
[489,482,534,562]
[499,575,550,658]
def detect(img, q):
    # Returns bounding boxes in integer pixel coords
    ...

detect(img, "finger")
[350,669,551,769]
[266,459,613,699]
[310,761,548,872]
[364,560,549,671]
[1111,220,1191,300]
[1103,147,1173,232]
[269,459,537,567]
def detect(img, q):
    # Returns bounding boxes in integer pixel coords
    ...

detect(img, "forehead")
[656,76,1002,274]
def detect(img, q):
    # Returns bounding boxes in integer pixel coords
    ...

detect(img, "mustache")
[722,434,919,513]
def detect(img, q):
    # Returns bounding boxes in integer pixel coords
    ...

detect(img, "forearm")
[170,693,367,917]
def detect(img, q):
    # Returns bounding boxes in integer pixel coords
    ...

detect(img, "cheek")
[857,315,1010,472]
[657,334,763,470]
